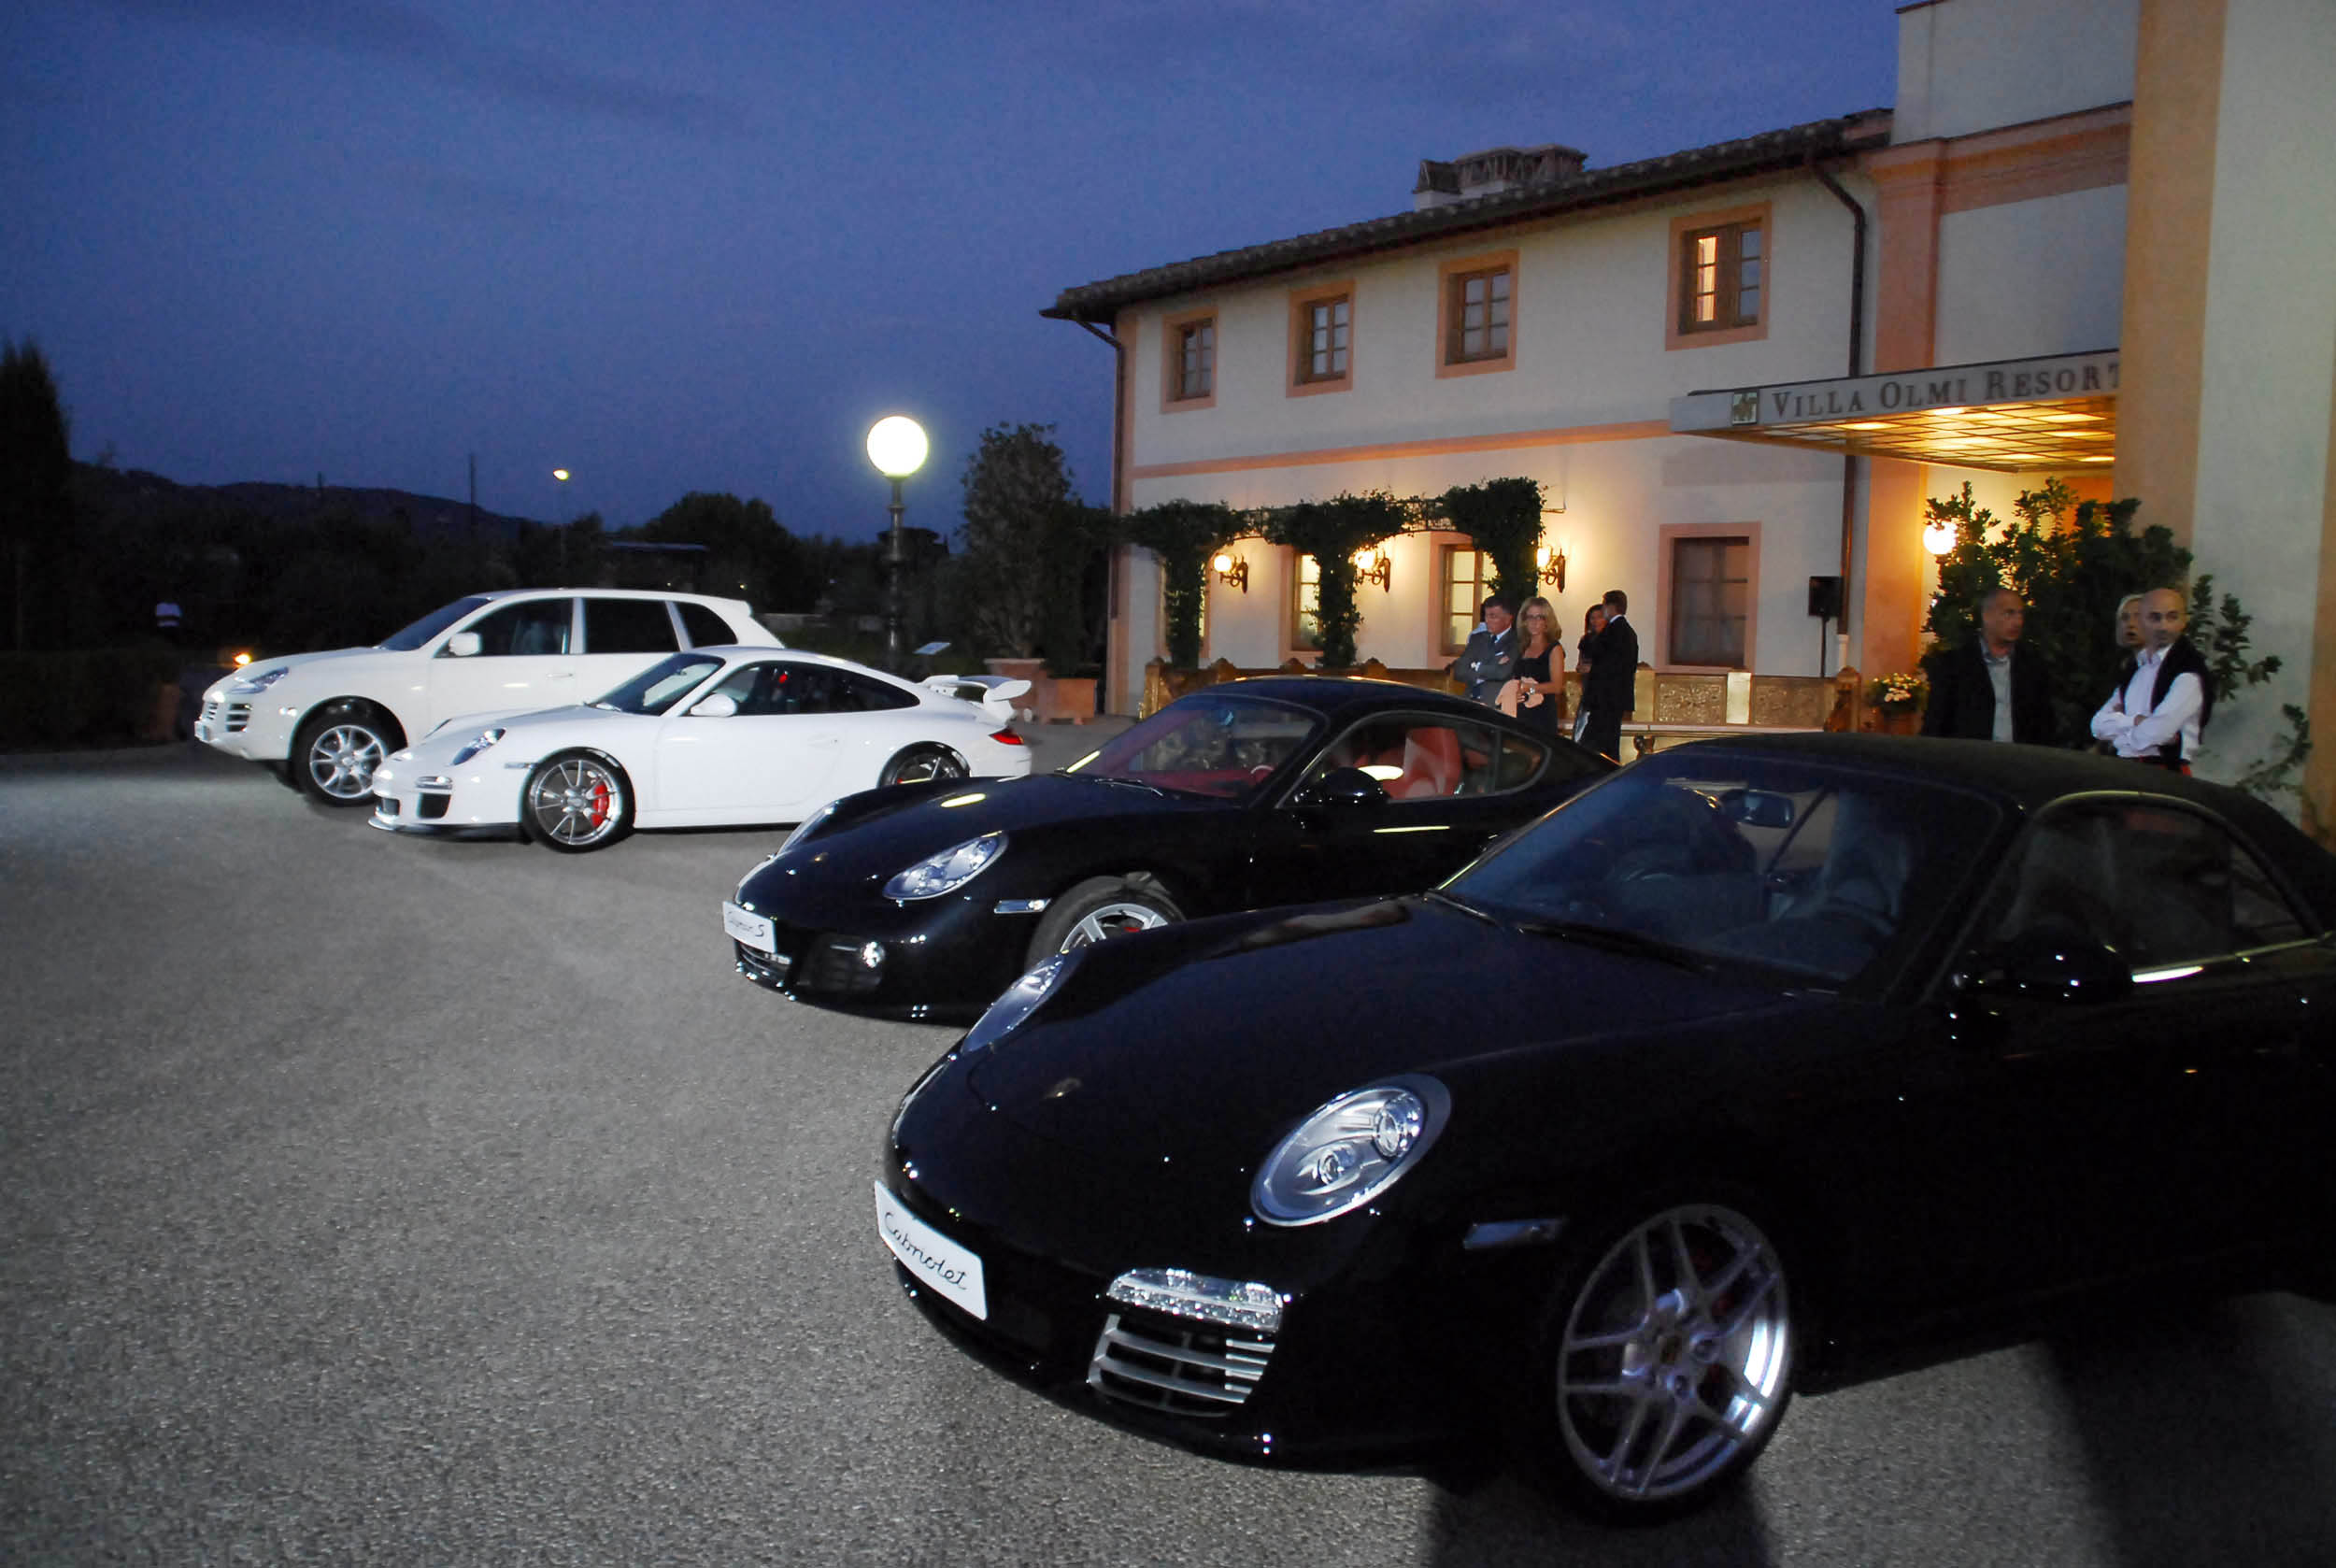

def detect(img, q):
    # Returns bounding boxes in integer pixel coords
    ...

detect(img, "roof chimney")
[1413,143,1588,209]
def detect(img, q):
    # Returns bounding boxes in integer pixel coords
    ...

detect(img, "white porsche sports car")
[369,647,1033,852]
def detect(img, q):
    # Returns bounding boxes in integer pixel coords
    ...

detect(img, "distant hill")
[70,463,543,540]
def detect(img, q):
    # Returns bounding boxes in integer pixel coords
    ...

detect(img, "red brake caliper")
[588,778,610,827]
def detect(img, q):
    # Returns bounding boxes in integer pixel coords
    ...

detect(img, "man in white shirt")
[2090,587,2210,771]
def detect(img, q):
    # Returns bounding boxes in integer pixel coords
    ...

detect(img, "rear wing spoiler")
[922,675,1032,724]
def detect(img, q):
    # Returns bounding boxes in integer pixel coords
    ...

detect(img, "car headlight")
[227,665,291,694]
[777,801,839,858]
[1251,1076,1450,1227]
[883,830,1006,901]
[961,950,1080,1054]
[449,727,506,766]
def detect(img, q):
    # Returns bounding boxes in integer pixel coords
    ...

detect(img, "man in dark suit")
[1920,586,2056,745]
[1452,595,1517,706]
[1578,589,1638,762]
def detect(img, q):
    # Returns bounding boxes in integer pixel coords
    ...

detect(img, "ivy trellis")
[1121,477,1545,670]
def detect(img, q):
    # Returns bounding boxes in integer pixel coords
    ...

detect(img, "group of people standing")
[1919,582,2211,771]
[1452,588,1641,763]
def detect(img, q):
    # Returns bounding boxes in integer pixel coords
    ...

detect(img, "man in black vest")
[1577,589,1638,763]
[2091,587,2211,770]
[1920,586,2056,745]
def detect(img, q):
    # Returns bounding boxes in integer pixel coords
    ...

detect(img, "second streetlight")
[865,415,929,666]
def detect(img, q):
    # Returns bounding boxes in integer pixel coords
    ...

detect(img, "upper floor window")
[1161,308,1217,410]
[1178,321,1215,398]
[1666,203,1771,350]
[1438,250,1517,377]
[1288,280,1355,395]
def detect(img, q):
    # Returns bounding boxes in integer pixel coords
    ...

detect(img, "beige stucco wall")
[1893,0,2138,145]
[1118,178,1867,475]
[2179,0,2336,793]
[1933,187,2129,364]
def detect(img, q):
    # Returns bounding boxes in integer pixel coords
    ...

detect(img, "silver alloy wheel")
[306,723,386,800]
[1061,900,1172,948]
[1554,1204,1790,1504]
[527,756,627,848]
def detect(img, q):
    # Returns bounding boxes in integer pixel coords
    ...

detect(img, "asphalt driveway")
[3,738,2332,1565]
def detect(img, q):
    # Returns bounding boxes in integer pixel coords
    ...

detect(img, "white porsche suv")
[194,589,783,805]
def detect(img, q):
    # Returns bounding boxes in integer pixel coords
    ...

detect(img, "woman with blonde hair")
[1499,595,1565,734]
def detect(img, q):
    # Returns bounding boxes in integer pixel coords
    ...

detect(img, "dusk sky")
[6,0,1898,543]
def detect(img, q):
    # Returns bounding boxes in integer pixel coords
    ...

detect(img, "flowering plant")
[1869,671,1928,713]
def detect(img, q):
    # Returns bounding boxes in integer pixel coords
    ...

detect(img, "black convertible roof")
[1668,732,2336,919]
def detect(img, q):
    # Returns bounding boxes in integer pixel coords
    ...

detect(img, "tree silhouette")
[0,338,76,649]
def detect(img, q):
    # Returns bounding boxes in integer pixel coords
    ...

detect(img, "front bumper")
[369,757,526,834]
[727,868,1039,1020]
[875,1168,1485,1471]
[876,1061,1515,1470]
[192,690,296,763]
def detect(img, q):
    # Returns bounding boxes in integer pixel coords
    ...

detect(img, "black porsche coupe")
[874,734,2336,1519]
[723,677,1608,1018]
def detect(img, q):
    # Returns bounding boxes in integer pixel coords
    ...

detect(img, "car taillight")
[991,729,1025,746]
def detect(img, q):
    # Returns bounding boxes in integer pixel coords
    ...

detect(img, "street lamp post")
[552,468,572,581]
[864,416,929,667]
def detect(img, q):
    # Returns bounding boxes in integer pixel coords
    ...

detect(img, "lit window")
[1440,547,1489,654]
[1680,221,1761,335]
[1291,553,1321,650]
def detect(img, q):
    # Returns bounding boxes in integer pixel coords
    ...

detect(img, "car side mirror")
[443,631,482,658]
[691,692,738,718]
[1292,765,1389,809]
[1952,932,2133,1005]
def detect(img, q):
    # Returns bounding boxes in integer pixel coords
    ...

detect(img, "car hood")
[401,703,610,760]
[962,896,1811,1163]
[776,771,1233,875]
[207,645,380,694]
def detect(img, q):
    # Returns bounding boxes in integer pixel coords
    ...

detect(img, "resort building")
[1044,0,2336,825]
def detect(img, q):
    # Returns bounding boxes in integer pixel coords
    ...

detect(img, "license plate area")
[876,1181,987,1320]
[721,900,776,954]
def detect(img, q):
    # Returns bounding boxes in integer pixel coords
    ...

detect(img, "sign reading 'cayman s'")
[1669,349,2121,434]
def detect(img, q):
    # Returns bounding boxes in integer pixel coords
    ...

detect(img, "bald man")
[2090,587,2212,770]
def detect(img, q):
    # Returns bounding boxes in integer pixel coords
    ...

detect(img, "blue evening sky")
[3,1,1898,540]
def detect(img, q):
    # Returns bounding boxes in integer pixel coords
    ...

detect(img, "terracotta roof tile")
[1042,110,1892,321]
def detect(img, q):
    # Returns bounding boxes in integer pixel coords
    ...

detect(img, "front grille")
[1088,1310,1275,1417]
[201,697,221,723]
[417,794,450,820]
[224,701,250,734]
[376,797,401,819]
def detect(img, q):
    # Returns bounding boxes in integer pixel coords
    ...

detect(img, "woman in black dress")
[1572,603,1607,745]
[1507,595,1565,734]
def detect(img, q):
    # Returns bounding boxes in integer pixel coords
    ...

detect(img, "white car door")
[426,596,579,729]
[655,660,841,819]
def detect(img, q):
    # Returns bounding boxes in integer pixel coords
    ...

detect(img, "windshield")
[1064,692,1321,800]
[378,595,492,651]
[1447,751,2000,986]
[592,651,725,715]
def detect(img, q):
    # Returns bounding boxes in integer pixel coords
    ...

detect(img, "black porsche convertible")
[723,677,1607,1018]
[874,734,2336,1519]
